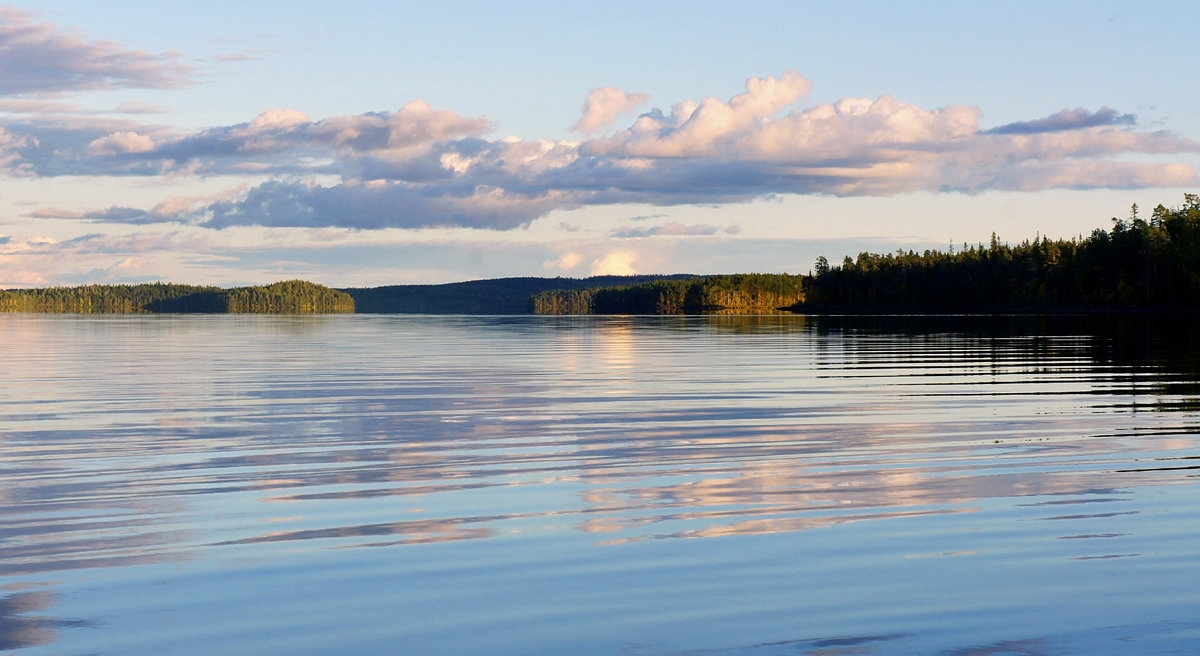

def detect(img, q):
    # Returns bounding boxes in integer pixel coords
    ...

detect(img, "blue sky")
[2,1,1198,287]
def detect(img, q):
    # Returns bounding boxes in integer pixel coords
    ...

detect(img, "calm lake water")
[2,314,1199,655]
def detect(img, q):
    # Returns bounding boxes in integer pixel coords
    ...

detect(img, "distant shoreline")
[5,274,1200,316]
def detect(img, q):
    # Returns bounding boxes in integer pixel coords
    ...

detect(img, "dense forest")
[343,275,695,313]
[804,194,1200,312]
[221,280,355,313]
[530,274,805,314]
[0,280,354,314]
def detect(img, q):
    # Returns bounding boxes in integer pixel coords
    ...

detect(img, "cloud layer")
[3,64,1198,231]
[0,8,197,95]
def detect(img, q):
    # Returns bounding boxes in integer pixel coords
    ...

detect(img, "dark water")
[2,314,1199,655]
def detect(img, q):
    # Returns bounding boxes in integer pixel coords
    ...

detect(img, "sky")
[1,1,1198,288]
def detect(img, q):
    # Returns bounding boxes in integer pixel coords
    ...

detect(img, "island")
[0,280,355,314]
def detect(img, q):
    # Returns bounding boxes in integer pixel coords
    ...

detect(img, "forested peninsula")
[5,196,1199,315]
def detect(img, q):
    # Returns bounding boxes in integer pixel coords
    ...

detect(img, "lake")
[2,313,1199,655]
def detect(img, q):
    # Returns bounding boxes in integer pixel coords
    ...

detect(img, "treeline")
[0,280,354,314]
[8,196,1199,316]
[804,194,1200,312]
[531,274,806,314]
[222,280,355,313]
[344,275,696,313]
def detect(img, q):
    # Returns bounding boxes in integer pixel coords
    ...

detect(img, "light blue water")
[2,314,1199,654]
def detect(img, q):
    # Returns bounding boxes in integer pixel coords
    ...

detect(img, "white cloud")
[247,108,311,132]
[571,87,650,134]
[582,71,813,158]
[87,131,156,155]
[542,251,582,271]
[591,251,637,276]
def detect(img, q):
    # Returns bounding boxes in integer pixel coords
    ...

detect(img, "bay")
[2,314,1199,654]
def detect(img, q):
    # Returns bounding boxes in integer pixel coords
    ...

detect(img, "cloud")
[0,98,82,114]
[542,252,582,271]
[214,48,276,63]
[82,206,165,224]
[591,251,637,276]
[113,101,171,115]
[0,126,36,175]
[77,101,495,176]
[0,234,59,254]
[985,107,1136,135]
[610,222,741,238]
[86,178,569,231]
[11,71,1199,231]
[0,99,171,115]
[581,71,813,158]
[0,230,225,287]
[0,7,198,96]
[571,87,650,134]
[87,131,156,155]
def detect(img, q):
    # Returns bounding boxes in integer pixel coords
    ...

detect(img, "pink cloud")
[87,131,156,155]
[0,7,198,96]
[583,71,812,158]
[8,70,1196,232]
[570,87,650,134]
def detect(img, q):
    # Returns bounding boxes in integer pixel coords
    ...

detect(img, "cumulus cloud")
[0,7,198,96]
[87,131,156,155]
[591,251,637,276]
[582,71,813,158]
[86,101,496,175]
[542,252,582,271]
[571,87,650,134]
[11,70,1200,231]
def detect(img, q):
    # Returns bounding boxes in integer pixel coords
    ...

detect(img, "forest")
[803,194,1200,312]
[344,275,695,313]
[530,274,805,314]
[0,280,354,314]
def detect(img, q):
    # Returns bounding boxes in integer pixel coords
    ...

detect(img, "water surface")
[2,314,1199,654]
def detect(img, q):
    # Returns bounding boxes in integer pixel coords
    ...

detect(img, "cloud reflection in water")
[4,314,1200,654]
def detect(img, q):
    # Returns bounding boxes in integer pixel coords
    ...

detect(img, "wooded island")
[4,196,1198,315]
[0,280,355,314]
